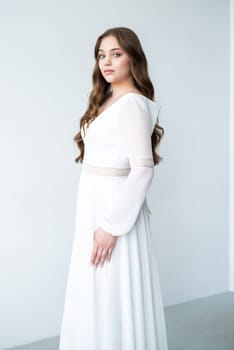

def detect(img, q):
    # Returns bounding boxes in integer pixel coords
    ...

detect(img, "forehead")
[98,35,122,51]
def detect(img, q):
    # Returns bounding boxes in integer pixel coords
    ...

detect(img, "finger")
[94,247,104,266]
[95,248,109,267]
[90,245,98,264]
[100,250,108,267]
[91,246,98,264]
[107,248,113,261]
[99,257,106,267]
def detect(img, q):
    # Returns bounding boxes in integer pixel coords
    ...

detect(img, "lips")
[104,70,114,74]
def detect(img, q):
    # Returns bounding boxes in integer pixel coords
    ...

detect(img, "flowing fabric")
[59,92,168,350]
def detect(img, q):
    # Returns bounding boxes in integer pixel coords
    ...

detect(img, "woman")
[59,27,168,350]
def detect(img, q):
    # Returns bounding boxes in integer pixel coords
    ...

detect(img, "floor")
[165,292,234,350]
[4,292,234,350]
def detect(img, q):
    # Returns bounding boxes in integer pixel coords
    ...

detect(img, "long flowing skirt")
[59,169,168,350]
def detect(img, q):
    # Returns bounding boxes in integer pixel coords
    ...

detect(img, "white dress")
[59,92,168,350]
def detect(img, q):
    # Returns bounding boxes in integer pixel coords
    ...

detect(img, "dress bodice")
[81,92,161,168]
[79,92,161,236]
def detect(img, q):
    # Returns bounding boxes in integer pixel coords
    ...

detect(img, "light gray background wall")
[230,0,234,291]
[151,0,230,305]
[0,0,230,348]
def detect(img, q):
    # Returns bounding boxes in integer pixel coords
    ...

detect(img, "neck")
[111,80,136,98]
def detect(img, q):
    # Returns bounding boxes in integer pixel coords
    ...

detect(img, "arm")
[100,95,158,236]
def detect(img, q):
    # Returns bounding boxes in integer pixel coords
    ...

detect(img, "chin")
[104,77,115,83]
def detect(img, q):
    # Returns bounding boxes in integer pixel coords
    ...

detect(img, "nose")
[103,55,112,66]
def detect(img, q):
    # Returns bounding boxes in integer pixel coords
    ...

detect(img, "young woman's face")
[98,35,132,85]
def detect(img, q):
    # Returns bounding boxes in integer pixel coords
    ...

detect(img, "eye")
[113,53,121,57]
[97,54,105,59]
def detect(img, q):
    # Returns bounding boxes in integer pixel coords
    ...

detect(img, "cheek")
[117,58,131,74]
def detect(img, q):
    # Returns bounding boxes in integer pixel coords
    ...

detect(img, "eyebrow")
[98,48,122,52]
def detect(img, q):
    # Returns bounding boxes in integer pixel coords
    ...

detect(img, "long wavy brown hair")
[74,27,164,165]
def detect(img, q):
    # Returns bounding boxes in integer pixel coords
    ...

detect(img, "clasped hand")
[90,227,117,268]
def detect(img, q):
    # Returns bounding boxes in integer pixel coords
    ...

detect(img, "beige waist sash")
[82,163,130,176]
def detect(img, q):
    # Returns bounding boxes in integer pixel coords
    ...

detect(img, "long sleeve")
[100,94,160,236]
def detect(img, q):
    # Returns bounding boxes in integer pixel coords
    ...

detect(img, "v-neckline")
[82,92,153,139]
[96,92,146,118]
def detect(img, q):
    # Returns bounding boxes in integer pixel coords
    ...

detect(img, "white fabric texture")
[59,92,168,350]
[100,95,155,236]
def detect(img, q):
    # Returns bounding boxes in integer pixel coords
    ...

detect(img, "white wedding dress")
[59,92,168,350]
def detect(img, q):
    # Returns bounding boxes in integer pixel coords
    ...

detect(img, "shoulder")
[117,93,153,130]
[118,92,150,112]
[117,92,162,132]
[120,92,161,119]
